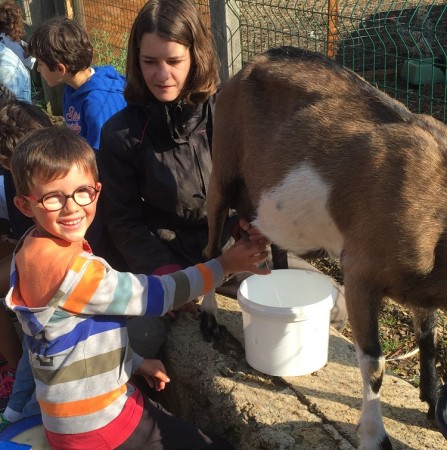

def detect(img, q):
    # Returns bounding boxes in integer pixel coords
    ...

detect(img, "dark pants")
[127,316,170,359]
[117,394,234,450]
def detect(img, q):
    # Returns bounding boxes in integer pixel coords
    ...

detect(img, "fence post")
[71,0,86,28]
[21,0,66,115]
[327,0,339,58]
[210,0,242,82]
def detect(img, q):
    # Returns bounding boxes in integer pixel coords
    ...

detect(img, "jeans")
[7,339,39,417]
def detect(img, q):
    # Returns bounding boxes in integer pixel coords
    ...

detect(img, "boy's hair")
[125,0,219,105]
[0,1,24,42]
[11,127,98,196]
[0,100,52,168]
[28,17,93,73]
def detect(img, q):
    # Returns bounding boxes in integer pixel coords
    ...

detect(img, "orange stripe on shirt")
[70,256,88,273]
[196,263,213,294]
[62,259,105,313]
[39,385,127,418]
[10,289,26,306]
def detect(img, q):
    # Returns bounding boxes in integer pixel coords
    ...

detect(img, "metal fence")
[63,1,447,122]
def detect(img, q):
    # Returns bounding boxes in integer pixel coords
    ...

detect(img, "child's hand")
[218,237,270,277]
[136,359,170,391]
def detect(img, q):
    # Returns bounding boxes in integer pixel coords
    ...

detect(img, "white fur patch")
[253,164,344,257]
[357,347,388,450]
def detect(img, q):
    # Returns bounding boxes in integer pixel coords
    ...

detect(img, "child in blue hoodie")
[28,16,126,150]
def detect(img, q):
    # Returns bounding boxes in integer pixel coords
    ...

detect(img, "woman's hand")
[238,218,270,245]
[218,236,270,277]
[136,359,170,391]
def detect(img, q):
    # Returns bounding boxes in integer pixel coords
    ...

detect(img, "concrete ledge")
[159,294,445,450]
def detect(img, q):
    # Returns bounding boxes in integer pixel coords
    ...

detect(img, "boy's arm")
[59,257,224,317]
[59,237,268,317]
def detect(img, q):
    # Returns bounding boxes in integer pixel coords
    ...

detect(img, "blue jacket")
[64,66,126,150]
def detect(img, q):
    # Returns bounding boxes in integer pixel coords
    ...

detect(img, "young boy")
[5,127,269,449]
[28,16,126,150]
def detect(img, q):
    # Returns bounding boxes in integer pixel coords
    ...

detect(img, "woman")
[98,0,238,358]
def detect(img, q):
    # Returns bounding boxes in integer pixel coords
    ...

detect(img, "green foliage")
[90,29,128,75]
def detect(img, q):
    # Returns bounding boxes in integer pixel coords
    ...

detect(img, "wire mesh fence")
[235,0,447,122]
[53,1,447,122]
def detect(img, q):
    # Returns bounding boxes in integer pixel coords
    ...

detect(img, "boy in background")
[6,126,269,449]
[28,16,126,150]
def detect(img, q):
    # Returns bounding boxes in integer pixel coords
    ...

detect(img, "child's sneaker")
[0,365,15,412]
[0,412,10,432]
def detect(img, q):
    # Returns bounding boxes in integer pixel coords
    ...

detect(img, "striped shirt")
[5,228,223,443]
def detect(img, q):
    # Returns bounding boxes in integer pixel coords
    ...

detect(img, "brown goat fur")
[203,47,447,449]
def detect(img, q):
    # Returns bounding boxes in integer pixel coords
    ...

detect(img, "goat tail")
[435,384,447,439]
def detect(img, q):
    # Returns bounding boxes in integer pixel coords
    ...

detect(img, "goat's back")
[212,47,447,287]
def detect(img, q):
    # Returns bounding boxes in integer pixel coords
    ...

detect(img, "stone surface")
[159,294,446,450]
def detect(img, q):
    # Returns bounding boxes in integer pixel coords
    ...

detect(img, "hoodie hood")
[63,65,127,150]
[70,66,126,97]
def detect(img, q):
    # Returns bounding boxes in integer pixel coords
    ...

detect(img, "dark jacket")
[98,97,233,274]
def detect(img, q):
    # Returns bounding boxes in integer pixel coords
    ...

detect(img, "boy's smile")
[15,164,100,245]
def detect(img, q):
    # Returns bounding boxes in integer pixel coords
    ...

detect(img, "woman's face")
[139,32,191,102]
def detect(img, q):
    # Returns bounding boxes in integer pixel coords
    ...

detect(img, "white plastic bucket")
[237,269,335,376]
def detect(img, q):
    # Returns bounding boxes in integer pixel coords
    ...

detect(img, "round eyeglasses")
[23,185,100,212]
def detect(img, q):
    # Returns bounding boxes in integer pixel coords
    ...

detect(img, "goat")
[201,46,447,449]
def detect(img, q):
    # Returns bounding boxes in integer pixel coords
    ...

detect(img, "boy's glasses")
[23,185,100,211]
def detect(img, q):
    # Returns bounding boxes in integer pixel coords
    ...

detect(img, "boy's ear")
[14,196,35,218]
[96,182,102,198]
[56,63,67,77]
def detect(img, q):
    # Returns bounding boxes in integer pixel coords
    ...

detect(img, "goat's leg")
[200,290,219,341]
[436,385,447,438]
[414,308,447,438]
[344,277,392,450]
[201,172,232,340]
[204,171,231,260]
[271,244,288,269]
[412,307,439,420]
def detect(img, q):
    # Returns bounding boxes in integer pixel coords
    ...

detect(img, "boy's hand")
[136,359,170,391]
[218,236,270,277]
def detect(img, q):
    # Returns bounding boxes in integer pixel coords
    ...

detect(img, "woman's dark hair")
[28,17,93,73]
[125,0,219,105]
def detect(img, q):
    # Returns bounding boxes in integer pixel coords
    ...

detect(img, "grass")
[90,29,128,75]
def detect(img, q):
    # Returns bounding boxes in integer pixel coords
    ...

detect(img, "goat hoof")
[200,311,220,342]
[381,435,393,450]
